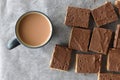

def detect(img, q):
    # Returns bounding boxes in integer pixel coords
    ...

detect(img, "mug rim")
[15,11,53,48]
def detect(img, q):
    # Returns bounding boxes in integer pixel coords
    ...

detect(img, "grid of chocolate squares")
[50,1,120,80]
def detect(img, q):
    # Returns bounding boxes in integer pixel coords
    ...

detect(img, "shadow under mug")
[7,11,53,50]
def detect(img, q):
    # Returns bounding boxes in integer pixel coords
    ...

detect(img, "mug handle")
[7,38,20,50]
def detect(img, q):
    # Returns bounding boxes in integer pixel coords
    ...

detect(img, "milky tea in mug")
[7,11,52,49]
[15,12,52,48]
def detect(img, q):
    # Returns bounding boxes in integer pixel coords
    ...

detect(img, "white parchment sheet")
[0,0,118,80]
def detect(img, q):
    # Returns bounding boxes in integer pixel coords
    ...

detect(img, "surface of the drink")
[18,13,51,47]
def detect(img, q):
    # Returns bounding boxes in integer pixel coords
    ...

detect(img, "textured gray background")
[0,0,119,80]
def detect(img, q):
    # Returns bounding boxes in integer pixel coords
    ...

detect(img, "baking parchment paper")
[0,0,118,80]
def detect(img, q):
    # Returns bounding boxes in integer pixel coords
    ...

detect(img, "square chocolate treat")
[91,2,118,27]
[107,48,120,72]
[89,28,112,55]
[50,45,72,71]
[115,0,120,15]
[114,24,120,48]
[98,73,120,80]
[65,6,91,28]
[75,53,102,73]
[69,27,91,52]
